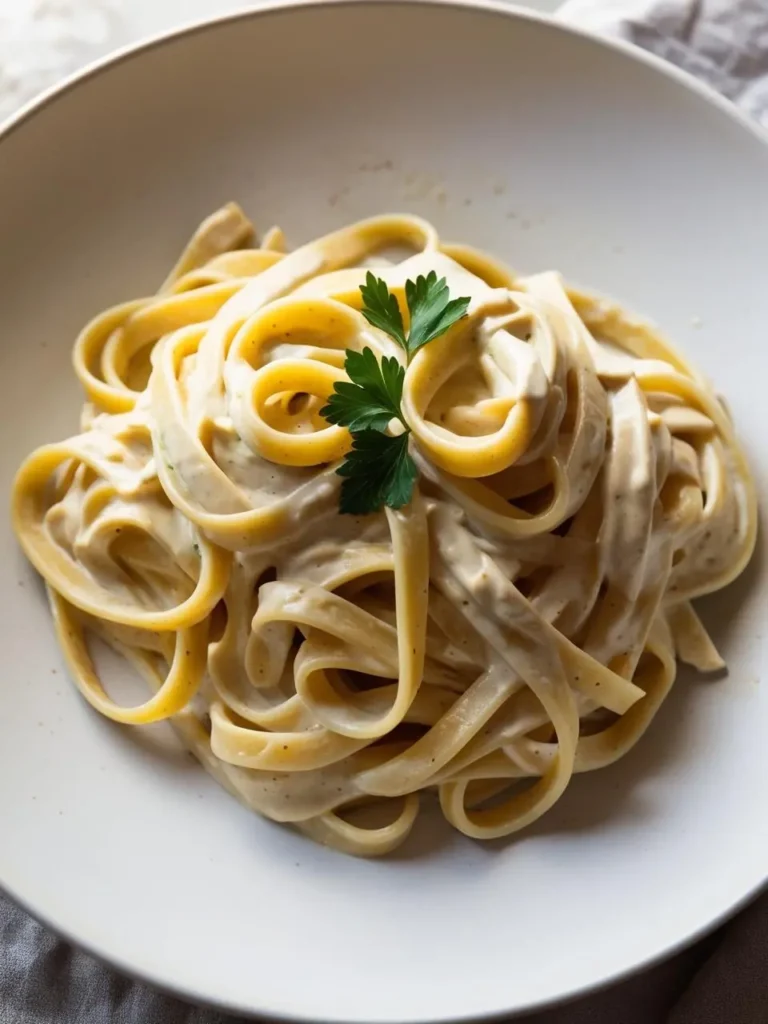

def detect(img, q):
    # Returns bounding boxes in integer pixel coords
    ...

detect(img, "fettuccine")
[12,205,756,856]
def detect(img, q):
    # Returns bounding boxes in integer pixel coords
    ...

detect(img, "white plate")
[0,2,766,1021]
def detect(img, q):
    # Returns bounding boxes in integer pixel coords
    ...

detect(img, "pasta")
[12,205,756,856]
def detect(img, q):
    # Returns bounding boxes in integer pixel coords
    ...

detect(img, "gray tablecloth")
[2,1,767,1021]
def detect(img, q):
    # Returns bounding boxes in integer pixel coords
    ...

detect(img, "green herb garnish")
[360,270,470,358]
[322,347,405,433]
[336,431,418,515]
[403,272,471,355]
[358,273,406,350]
[321,272,470,515]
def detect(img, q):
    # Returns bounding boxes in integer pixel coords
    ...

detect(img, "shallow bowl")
[0,2,766,1021]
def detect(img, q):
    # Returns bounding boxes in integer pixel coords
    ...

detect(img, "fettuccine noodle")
[12,205,756,856]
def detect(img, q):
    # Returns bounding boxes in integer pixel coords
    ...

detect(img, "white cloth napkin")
[561,0,768,125]
[2,2,767,1023]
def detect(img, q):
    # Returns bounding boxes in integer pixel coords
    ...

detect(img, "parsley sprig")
[321,348,406,434]
[336,431,418,515]
[321,271,470,515]
[360,270,470,358]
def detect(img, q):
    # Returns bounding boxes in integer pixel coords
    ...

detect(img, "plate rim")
[1,1,766,1021]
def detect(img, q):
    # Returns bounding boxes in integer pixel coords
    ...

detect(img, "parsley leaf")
[326,271,469,515]
[337,431,418,515]
[359,271,406,350]
[360,270,470,359]
[320,348,405,433]
[405,271,471,355]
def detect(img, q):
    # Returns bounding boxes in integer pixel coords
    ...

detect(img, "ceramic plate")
[0,2,765,1020]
